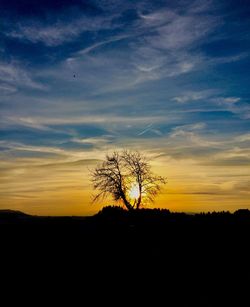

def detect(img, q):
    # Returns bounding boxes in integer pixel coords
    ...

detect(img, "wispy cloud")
[124,1,221,84]
[187,0,215,13]
[168,123,220,148]
[0,61,46,92]
[209,53,249,65]
[210,96,250,119]
[76,35,131,56]
[233,180,250,193]
[172,90,215,103]
[146,14,218,51]
[6,114,167,126]
[58,0,223,92]
[172,122,206,132]
[71,136,115,146]
[201,156,250,167]
[5,117,55,131]
[234,133,250,142]
[0,83,17,94]
[211,97,241,105]
[0,140,68,156]
[137,10,176,28]
[7,15,118,46]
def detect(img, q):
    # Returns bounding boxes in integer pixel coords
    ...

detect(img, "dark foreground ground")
[1,207,250,306]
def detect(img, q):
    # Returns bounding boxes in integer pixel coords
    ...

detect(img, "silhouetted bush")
[234,209,250,216]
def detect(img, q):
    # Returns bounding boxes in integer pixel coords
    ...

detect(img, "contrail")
[137,123,154,136]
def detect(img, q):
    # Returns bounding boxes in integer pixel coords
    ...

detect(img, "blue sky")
[0,0,250,214]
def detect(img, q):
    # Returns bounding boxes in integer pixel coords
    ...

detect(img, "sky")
[0,0,250,215]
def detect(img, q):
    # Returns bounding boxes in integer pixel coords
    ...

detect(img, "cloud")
[92,0,133,12]
[174,122,206,131]
[76,35,131,56]
[71,136,115,147]
[235,134,250,143]
[210,96,250,119]
[138,10,176,28]
[188,0,214,14]
[212,97,241,105]
[56,1,222,93]
[201,156,250,167]
[7,14,118,46]
[0,83,17,94]
[7,114,167,126]
[172,90,215,103]
[150,125,250,163]
[210,53,249,65]
[169,131,218,148]
[132,47,204,84]
[0,141,68,156]
[0,61,46,92]
[233,180,250,193]
[36,158,102,169]
[128,2,221,84]
[169,123,209,142]
[26,0,244,99]
[136,0,219,53]
[5,117,55,131]
[171,92,249,120]
[147,15,218,51]
[0,138,114,166]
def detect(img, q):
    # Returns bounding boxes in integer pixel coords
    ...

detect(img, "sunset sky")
[0,0,250,215]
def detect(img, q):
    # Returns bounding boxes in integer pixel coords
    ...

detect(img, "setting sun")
[128,183,140,200]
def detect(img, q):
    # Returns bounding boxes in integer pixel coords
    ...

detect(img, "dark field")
[1,207,250,306]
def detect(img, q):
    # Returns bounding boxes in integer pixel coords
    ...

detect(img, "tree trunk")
[136,193,142,209]
[121,193,133,211]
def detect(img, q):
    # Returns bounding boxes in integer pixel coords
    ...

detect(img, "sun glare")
[128,183,140,200]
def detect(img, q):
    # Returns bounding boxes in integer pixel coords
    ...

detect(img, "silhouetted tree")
[92,150,166,210]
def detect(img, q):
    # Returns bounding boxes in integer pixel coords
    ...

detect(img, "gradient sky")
[0,0,250,215]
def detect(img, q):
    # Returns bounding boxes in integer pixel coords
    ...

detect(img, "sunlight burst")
[128,183,140,200]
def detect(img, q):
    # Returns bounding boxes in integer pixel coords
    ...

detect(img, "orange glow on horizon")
[0,154,249,215]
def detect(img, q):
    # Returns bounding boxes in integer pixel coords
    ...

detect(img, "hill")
[0,209,30,216]
[0,209,31,223]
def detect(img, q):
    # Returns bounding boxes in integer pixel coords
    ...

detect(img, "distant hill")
[0,209,29,216]
[0,209,30,222]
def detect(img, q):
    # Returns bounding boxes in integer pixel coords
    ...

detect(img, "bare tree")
[92,150,166,210]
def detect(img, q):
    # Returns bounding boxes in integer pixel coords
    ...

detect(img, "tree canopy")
[92,150,166,210]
